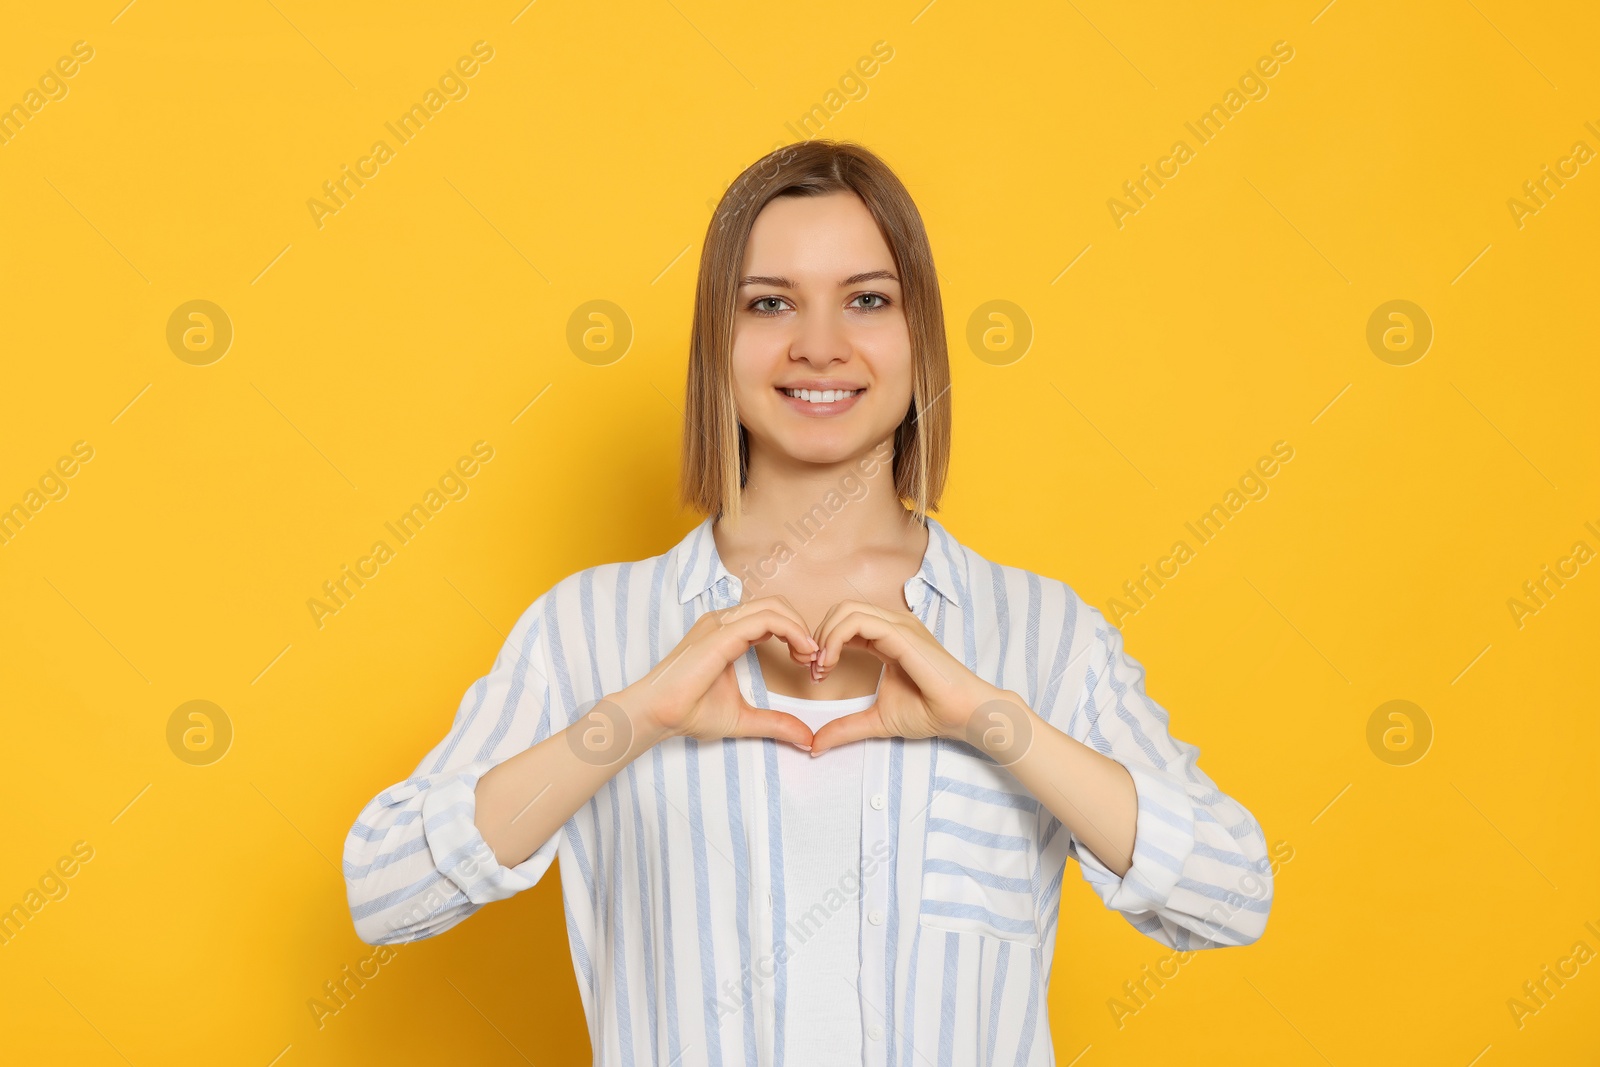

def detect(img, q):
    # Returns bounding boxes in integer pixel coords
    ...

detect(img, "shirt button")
[868,1024,884,1041]
[869,909,885,926]
[870,793,885,810]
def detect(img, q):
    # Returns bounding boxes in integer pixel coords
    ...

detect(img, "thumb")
[728,705,815,751]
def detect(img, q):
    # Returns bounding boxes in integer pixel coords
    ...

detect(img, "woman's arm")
[1014,600,1274,950]
[343,589,819,945]
[806,587,1273,950]
[342,594,569,945]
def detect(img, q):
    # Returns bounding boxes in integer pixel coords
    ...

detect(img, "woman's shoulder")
[505,522,711,629]
[932,518,1104,629]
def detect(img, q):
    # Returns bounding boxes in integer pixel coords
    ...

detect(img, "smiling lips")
[777,385,866,416]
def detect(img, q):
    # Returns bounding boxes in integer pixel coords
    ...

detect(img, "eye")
[747,296,789,316]
[852,292,892,311]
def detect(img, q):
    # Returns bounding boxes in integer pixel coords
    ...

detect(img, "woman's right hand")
[620,596,819,750]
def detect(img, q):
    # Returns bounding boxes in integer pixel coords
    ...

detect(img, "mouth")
[776,385,866,416]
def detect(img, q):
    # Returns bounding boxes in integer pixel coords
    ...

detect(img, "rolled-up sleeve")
[343,593,564,945]
[1045,596,1273,949]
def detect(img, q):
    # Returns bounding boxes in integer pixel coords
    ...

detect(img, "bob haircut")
[680,139,951,523]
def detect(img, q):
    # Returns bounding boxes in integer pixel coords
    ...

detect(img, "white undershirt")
[767,685,878,1064]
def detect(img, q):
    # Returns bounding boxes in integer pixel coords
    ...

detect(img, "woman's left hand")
[806,599,1008,757]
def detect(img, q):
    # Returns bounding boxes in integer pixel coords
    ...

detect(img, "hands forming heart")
[801,598,1000,756]
[623,594,1018,758]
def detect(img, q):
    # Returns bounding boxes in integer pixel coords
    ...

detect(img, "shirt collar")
[673,513,965,608]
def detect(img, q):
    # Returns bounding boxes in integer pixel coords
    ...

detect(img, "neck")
[715,436,920,569]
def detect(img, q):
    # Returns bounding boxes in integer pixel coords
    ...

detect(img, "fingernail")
[791,742,811,752]
[809,749,819,758]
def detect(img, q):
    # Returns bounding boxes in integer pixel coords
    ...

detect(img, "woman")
[344,140,1273,1065]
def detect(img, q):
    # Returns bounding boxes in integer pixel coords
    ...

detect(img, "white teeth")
[784,388,860,403]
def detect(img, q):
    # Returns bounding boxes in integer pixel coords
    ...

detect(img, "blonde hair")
[680,140,951,522]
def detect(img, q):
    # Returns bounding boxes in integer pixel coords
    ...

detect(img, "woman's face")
[730,190,913,470]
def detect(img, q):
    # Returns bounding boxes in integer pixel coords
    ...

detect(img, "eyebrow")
[738,270,899,289]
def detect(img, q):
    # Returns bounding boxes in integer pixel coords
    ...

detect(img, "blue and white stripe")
[344,515,1273,1064]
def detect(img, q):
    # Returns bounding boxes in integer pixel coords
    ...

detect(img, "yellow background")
[2,0,1596,1062]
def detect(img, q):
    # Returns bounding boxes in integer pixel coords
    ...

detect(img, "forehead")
[741,191,895,279]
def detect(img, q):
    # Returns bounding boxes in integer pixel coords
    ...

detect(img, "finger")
[761,594,819,663]
[809,597,875,650]
[817,608,910,672]
[724,599,817,659]
[729,706,815,750]
[716,607,819,663]
[721,596,809,638]
[809,707,887,756]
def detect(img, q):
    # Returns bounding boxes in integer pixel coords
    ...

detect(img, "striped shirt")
[343,515,1274,1065]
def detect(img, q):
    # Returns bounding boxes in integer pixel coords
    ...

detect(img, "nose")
[789,303,852,367]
